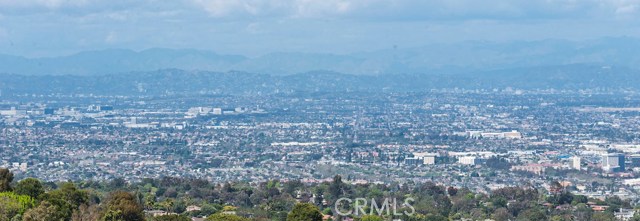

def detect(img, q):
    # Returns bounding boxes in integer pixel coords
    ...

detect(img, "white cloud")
[0,0,89,9]
[0,0,639,57]
[0,0,638,21]
[611,0,640,17]
[186,0,409,19]
[186,0,640,21]
[616,4,638,14]
[191,0,242,17]
[105,31,117,43]
[188,0,291,18]
[291,0,354,17]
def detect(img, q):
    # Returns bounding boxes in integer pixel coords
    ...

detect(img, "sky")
[0,0,639,57]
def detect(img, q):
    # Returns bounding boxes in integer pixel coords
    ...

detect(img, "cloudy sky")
[0,0,639,57]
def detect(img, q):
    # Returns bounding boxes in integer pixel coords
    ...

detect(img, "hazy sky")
[1,0,639,57]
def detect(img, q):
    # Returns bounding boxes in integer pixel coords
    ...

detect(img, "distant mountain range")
[2,37,640,76]
[0,64,638,96]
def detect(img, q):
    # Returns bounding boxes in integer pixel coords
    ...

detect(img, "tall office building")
[44,108,55,115]
[572,156,581,170]
[630,155,640,168]
[602,153,625,172]
[406,152,438,165]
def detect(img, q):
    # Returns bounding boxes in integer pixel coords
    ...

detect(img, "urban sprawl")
[2,90,640,210]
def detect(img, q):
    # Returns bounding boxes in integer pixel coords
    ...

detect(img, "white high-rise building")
[411,152,438,165]
[459,156,480,165]
[572,156,581,170]
[423,155,436,165]
[503,130,522,139]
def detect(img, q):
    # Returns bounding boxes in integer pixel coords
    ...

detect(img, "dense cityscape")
[4,0,640,220]
[3,89,640,218]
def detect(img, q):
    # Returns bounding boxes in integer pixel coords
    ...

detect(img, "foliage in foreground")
[0,168,636,221]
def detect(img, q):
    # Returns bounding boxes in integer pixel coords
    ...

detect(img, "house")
[186,205,202,212]
[614,208,635,221]
[590,205,609,212]
[145,210,177,217]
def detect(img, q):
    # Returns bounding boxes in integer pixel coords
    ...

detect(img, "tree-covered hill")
[0,168,634,221]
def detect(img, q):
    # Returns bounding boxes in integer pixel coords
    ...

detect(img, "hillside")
[0,64,638,96]
[2,37,640,76]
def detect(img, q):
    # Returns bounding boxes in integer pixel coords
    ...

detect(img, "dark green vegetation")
[0,169,637,221]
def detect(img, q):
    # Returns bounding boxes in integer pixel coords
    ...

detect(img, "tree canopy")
[205,213,249,221]
[14,178,45,199]
[101,191,145,221]
[286,203,323,221]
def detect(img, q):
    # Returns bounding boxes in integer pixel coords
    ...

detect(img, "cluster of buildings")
[2,90,640,205]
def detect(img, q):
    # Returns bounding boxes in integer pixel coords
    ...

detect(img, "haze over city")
[3,1,640,221]
[1,0,639,57]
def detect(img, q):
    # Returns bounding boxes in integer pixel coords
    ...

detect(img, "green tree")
[22,201,66,221]
[159,199,174,212]
[205,213,249,221]
[571,195,588,205]
[573,203,592,221]
[287,203,322,221]
[101,210,123,221]
[631,212,640,221]
[14,178,44,199]
[0,168,13,192]
[198,204,221,217]
[492,208,512,221]
[549,215,564,221]
[329,175,345,199]
[321,207,332,216]
[446,187,458,196]
[283,180,303,195]
[39,198,73,221]
[423,214,447,221]
[101,191,144,221]
[515,207,547,221]
[152,214,191,221]
[43,182,88,208]
[591,212,615,221]
[173,200,186,213]
[222,206,237,212]
[604,196,629,213]
[360,215,383,221]
[71,204,101,221]
[0,192,35,221]
[38,182,88,221]
[143,194,156,210]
